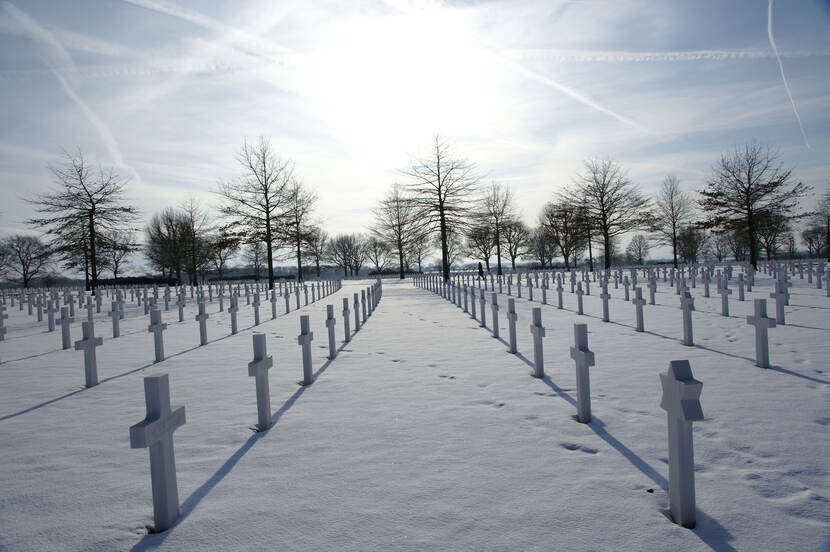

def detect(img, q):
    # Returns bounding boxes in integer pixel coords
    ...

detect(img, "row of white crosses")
[415,272,706,528]
[128,279,380,533]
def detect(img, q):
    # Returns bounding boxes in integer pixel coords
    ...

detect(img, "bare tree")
[570,158,651,270]
[652,175,693,268]
[101,230,138,282]
[699,142,809,268]
[326,234,354,277]
[465,224,495,272]
[529,225,555,268]
[217,137,292,289]
[808,186,830,262]
[480,182,514,275]
[27,150,138,292]
[365,236,391,273]
[625,234,650,265]
[277,179,317,281]
[349,234,369,275]
[303,227,328,278]
[371,184,423,279]
[407,232,431,274]
[756,211,790,260]
[677,225,707,264]
[539,199,585,269]
[145,208,187,283]
[209,230,240,280]
[180,197,213,285]
[501,220,531,269]
[1,235,52,287]
[244,241,265,279]
[801,225,825,258]
[402,135,479,281]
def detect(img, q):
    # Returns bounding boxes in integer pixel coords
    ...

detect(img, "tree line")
[1,137,826,289]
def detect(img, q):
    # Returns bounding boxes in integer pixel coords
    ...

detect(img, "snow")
[1,272,829,551]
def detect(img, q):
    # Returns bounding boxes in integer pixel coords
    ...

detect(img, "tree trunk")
[603,231,611,270]
[296,234,303,282]
[439,205,449,281]
[89,213,98,293]
[495,224,503,276]
[265,208,275,289]
[587,235,594,272]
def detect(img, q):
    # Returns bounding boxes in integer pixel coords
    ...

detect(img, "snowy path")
[1,277,829,551]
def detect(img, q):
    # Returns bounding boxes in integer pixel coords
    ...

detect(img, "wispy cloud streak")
[768,0,810,148]
[1,1,140,180]
[505,47,830,64]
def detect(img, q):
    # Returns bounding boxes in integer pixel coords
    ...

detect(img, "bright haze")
[1,0,829,248]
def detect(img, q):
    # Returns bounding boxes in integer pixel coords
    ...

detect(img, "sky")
[1,0,830,266]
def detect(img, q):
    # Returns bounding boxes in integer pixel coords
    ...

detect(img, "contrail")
[49,66,138,181]
[381,0,662,136]
[768,0,810,148]
[1,1,141,179]
[505,47,830,64]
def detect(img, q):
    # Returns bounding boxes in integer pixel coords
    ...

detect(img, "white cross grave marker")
[148,309,168,363]
[129,374,186,533]
[74,320,103,387]
[660,360,703,529]
[529,307,546,378]
[298,314,314,385]
[747,298,776,368]
[248,333,273,431]
[569,323,595,423]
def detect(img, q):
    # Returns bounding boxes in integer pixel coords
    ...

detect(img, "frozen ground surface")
[1,274,829,551]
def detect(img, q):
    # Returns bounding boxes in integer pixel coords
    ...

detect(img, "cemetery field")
[1,276,829,551]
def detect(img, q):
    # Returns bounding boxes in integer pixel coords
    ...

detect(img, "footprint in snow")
[560,443,598,454]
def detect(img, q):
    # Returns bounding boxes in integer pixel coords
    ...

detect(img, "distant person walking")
[478,262,484,280]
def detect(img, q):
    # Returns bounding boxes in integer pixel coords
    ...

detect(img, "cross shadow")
[129,325,355,549]
[2,348,61,364]
[768,365,830,385]
[784,323,830,332]
[693,344,755,364]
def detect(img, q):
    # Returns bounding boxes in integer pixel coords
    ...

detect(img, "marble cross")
[0,304,7,341]
[195,302,209,346]
[298,315,314,386]
[342,298,351,343]
[576,282,584,315]
[633,287,646,332]
[478,289,486,328]
[600,283,611,322]
[229,296,239,335]
[361,290,367,323]
[74,320,103,387]
[109,301,120,338]
[747,299,776,368]
[248,333,273,431]
[325,304,337,359]
[59,306,73,349]
[768,286,786,325]
[569,323,595,423]
[148,309,168,362]
[507,298,518,354]
[529,307,546,378]
[718,284,732,317]
[252,292,261,326]
[129,374,186,533]
[680,292,695,346]
[490,293,500,338]
[353,293,360,332]
[660,360,703,529]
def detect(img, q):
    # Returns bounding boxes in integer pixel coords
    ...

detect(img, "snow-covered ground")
[1,272,829,551]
